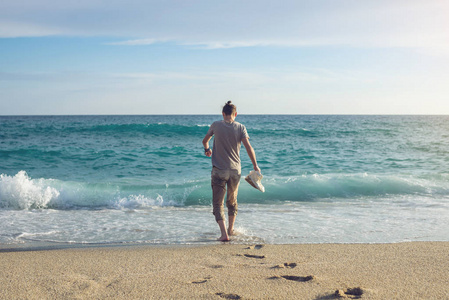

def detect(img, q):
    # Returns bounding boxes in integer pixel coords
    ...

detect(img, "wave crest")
[0,171,60,209]
[1,171,448,210]
[0,171,188,210]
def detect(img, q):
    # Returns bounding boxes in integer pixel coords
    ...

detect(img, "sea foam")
[0,171,59,209]
[2,170,448,211]
[0,171,188,210]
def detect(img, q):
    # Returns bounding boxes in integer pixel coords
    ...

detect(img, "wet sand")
[1,242,448,299]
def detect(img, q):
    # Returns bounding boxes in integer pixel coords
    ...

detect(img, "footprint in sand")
[245,244,264,250]
[243,254,265,259]
[283,262,297,268]
[192,280,208,284]
[268,275,315,282]
[282,275,314,282]
[272,262,298,269]
[216,292,242,299]
[191,276,212,284]
[210,265,224,269]
[334,287,364,299]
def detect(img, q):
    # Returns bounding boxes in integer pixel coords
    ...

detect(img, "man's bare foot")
[217,235,230,242]
[228,229,236,236]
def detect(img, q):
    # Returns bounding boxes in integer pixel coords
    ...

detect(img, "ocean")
[1,115,448,248]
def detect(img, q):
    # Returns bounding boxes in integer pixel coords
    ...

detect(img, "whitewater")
[1,115,449,247]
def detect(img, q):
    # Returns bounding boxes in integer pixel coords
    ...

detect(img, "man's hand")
[203,134,213,157]
[254,165,261,173]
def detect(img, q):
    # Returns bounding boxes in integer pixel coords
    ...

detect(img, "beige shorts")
[211,167,241,222]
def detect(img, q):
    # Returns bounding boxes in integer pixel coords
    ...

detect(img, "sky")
[0,0,448,115]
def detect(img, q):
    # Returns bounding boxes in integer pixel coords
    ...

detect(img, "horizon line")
[1,113,448,117]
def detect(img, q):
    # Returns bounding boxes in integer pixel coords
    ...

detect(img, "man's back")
[207,120,249,171]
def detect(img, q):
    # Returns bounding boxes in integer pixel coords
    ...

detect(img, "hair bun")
[222,100,236,115]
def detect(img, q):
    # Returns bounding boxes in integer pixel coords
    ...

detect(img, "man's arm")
[242,138,260,173]
[202,134,212,157]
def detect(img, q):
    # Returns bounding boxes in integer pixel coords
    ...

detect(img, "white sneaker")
[245,170,265,192]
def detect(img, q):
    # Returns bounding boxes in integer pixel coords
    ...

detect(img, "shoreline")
[2,238,448,253]
[1,242,448,299]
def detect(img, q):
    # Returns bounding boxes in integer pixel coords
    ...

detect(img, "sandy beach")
[1,242,448,299]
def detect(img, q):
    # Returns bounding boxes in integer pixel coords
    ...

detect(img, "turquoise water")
[1,115,449,246]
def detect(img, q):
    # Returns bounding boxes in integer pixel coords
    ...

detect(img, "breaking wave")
[1,171,448,210]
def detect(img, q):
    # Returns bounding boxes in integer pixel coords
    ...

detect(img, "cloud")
[1,0,448,54]
[106,39,159,46]
[0,20,61,37]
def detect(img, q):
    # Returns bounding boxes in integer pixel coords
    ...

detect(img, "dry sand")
[1,242,448,299]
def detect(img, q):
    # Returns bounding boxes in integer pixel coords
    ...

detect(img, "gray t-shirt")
[207,120,249,171]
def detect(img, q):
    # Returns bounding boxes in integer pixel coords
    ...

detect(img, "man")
[202,101,260,241]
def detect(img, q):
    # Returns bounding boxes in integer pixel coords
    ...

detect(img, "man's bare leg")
[228,215,236,236]
[217,219,230,241]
